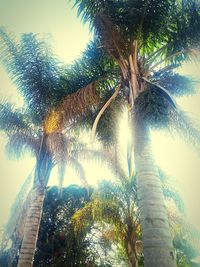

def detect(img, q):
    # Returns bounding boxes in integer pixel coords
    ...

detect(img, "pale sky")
[0,0,200,234]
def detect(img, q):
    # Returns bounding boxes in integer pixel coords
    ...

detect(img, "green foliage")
[61,39,119,95]
[34,185,94,267]
[134,86,173,129]
[152,70,197,96]
[0,102,40,158]
[74,0,200,60]
[0,29,65,125]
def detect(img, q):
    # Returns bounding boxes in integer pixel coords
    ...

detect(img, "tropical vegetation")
[0,0,199,266]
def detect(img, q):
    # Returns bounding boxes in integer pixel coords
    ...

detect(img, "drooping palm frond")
[159,171,185,213]
[68,157,89,190]
[5,132,40,159]
[134,83,200,149]
[169,109,200,152]
[0,102,31,135]
[70,147,126,181]
[152,70,197,96]
[0,102,41,158]
[61,39,119,94]
[134,85,174,129]
[46,132,69,190]
[44,81,100,133]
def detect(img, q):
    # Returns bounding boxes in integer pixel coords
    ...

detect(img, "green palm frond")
[0,102,31,135]
[134,85,173,128]
[61,39,119,95]
[0,29,64,125]
[152,70,197,96]
[74,0,200,60]
[0,102,40,158]
[73,202,93,233]
[170,109,200,150]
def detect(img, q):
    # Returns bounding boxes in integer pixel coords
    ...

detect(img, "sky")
[0,0,200,234]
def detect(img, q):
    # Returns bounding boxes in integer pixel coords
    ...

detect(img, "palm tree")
[0,29,98,267]
[73,169,185,267]
[57,1,200,266]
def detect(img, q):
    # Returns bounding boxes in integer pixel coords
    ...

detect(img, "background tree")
[34,185,94,267]
[73,166,186,267]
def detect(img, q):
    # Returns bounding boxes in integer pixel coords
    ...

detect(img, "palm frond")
[0,27,22,81]
[74,0,200,63]
[71,148,126,181]
[152,70,197,96]
[5,132,40,158]
[68,157,89,190]
[169,109,200,151]
[61,39,118,94]
[0,102,32,136]
[47,132,68,189]
[0,29,64,125]
[73,202,93,233]
[0,102,40,160]
[44,81,100,133]
[134,85,174,129]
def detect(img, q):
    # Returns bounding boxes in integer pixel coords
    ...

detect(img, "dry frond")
[94,14,129,76]
[44,81,99,134]
[101,228,116,242]
[47,132,69,189]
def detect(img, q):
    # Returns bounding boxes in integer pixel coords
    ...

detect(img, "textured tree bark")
[127,240,138,267]
[133,118,177,267]
[17,187,45,267]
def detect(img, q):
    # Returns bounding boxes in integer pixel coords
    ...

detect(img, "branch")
[91,84,121,142]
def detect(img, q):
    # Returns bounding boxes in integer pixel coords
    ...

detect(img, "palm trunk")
[17,137,53,267]
[126,240,138,267]
[133,119,176,267]
[17,187,45,267]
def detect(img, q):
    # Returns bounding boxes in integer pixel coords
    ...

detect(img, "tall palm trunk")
[17,187,45,267]
[17,136,53,267]
[133,118,176,267]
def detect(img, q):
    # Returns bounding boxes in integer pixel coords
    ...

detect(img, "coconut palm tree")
[58,1,200,266]
[0,29,102,267]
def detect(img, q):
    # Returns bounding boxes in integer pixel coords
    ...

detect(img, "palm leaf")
[0,29,64,125]
[0,102,31,135]
[68,157,89,189]
[5,132,40,158]
[152,70,197,96]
